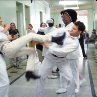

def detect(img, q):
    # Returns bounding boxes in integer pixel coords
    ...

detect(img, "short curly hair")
[60,9,77,23]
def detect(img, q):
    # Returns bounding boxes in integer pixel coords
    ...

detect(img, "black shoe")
[25,71,40,81]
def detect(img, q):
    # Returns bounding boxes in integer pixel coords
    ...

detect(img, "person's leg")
[37,49,43,62]
[69,59,79,93]
[0,56,9,97]
[14,47,40,80]
[48,65,58,79]
[2,33,51,58]
[15,47,35,71]
[56,60,72,94]
[0,84,9,97]
[79,58,86,86]
[80,43,87,58]
[52,66,58,73]
[35,57,54,97]
[2,32,65,58]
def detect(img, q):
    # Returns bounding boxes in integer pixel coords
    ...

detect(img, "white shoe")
[56,88,67,94]
[48,75,58,79]
[75,88,79,93]
[80,78,86,86]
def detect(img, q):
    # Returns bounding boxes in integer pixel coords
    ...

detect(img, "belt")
[52,54,64,58]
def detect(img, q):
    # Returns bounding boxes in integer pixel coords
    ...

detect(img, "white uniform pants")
[59,59,80,90]
[0,55,9,97]
[79,57,86,80]
[0,84,9,97]
[35,56,72,97]
[16,47,36,71]
[69,59,79,89]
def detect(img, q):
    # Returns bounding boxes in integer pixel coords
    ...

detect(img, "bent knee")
[2,44,15,58]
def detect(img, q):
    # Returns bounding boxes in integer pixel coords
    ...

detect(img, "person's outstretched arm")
[49,37,79,58]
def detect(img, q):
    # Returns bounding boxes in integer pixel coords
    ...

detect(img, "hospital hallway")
[7,43,97,97]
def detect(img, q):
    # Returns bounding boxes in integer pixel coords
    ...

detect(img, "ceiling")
[45,0,94,14]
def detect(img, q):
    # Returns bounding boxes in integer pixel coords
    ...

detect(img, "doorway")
[25,5,30,30]
[16,2,23,36]
[40,11,43,24]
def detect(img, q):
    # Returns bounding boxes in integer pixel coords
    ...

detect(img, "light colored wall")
[0,0,50,34]
[30,0,50,31]
[87,8,94,35]
[0,0,50,66]
[94,1,97,31]
[51,12,62,27]
[0,1,17,24]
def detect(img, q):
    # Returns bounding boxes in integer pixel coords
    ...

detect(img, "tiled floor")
[88,43,97,97]
[7,43,97,97]
[7,60,26,84]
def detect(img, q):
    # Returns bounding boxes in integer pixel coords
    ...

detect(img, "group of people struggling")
[0,9,86,97]
[34,9,86,97]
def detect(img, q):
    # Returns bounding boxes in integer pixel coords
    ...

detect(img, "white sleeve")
[49,38,79,57]
[48,28,66,37]
[38,27,46,32]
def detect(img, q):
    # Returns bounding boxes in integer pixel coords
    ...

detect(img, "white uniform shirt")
[47,30,79,58]
[0,29,9,52]
[63,22,83,59]
[42,26,57,56]
[0,32,9,87]
[44,22,83,60]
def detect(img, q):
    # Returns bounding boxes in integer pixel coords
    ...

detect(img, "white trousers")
[0,85,9,97]
[59,59,79,89]
[68,59,79,89]
[16,47,36,71]
[35,56,72,97]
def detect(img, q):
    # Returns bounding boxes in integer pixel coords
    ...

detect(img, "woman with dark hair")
[9,22,20,41]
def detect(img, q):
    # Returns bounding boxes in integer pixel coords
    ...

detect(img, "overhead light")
[64,6,79,9]
[59,0,79,5]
